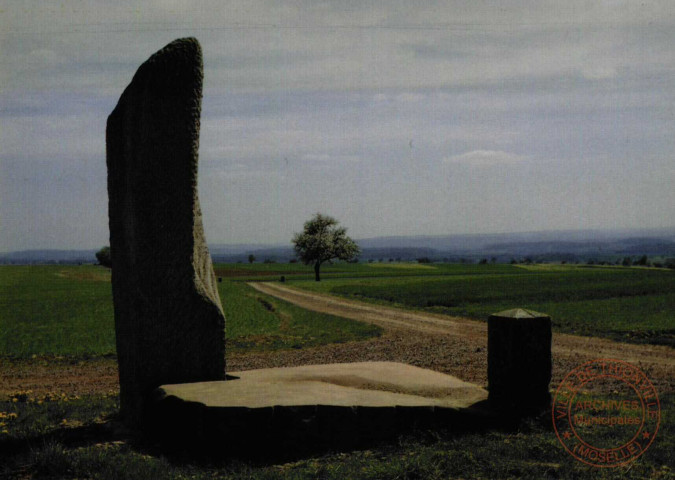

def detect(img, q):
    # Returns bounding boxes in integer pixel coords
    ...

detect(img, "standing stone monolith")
[106,38,225,426]
[487,308,551,416]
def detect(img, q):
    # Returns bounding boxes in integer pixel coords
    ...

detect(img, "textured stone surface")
[150,362,492,457]
[106,38,225,426]
[487,309,551,415]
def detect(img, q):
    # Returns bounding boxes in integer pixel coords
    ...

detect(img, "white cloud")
[301,153,331,162]
[396,93,426,103]
[443,150,530,166]
[301,153,360,163]
[0,113,105,162]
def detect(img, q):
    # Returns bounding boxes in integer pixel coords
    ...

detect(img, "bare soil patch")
[0,357,118,398]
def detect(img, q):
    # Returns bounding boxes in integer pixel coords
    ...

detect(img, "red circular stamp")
[552,358,660,467]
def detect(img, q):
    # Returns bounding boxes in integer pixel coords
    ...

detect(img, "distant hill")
[357,227,675,251]
[0,249,98,265]
[2,227,675,264]
[205,227,675,264]
[353,228,675,263]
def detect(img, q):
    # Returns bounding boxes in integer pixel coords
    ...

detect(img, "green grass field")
[0,266,116,358]
[220,279,381,352]
[213,261,524,281]
[1,263,673,357]
[0,265,380,358]
[290,264,675,347]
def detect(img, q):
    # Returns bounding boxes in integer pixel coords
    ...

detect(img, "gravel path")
[244,282,675,393]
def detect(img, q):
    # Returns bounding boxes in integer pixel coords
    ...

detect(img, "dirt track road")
[248,282,675,392]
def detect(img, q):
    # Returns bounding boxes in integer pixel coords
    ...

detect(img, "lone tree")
[96,246,112,268]
[293,213,360,281]
[248,254,256,264]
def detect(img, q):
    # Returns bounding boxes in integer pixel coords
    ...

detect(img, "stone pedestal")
[148,362,494,458]
[487,309,551,415]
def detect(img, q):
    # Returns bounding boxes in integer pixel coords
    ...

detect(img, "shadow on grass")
[0,403,533,468]
[4,403,670,480]
[143,399,542,466]
[0,414,135,458]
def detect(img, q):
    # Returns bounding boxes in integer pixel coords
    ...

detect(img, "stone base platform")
[148,362,494,458]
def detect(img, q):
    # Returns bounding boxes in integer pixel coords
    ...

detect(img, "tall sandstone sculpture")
[106,38,225,425]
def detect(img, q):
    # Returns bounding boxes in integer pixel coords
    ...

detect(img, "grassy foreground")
[1,391,673,479]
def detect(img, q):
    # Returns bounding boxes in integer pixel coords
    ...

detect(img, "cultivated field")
[0,265,381,358]
[1,263,673,479]
[289,263,675,346]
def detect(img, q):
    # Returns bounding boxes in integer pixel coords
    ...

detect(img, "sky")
[1,1,675,251]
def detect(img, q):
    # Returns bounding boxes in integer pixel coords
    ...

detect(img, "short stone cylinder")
[488,309,552,415]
